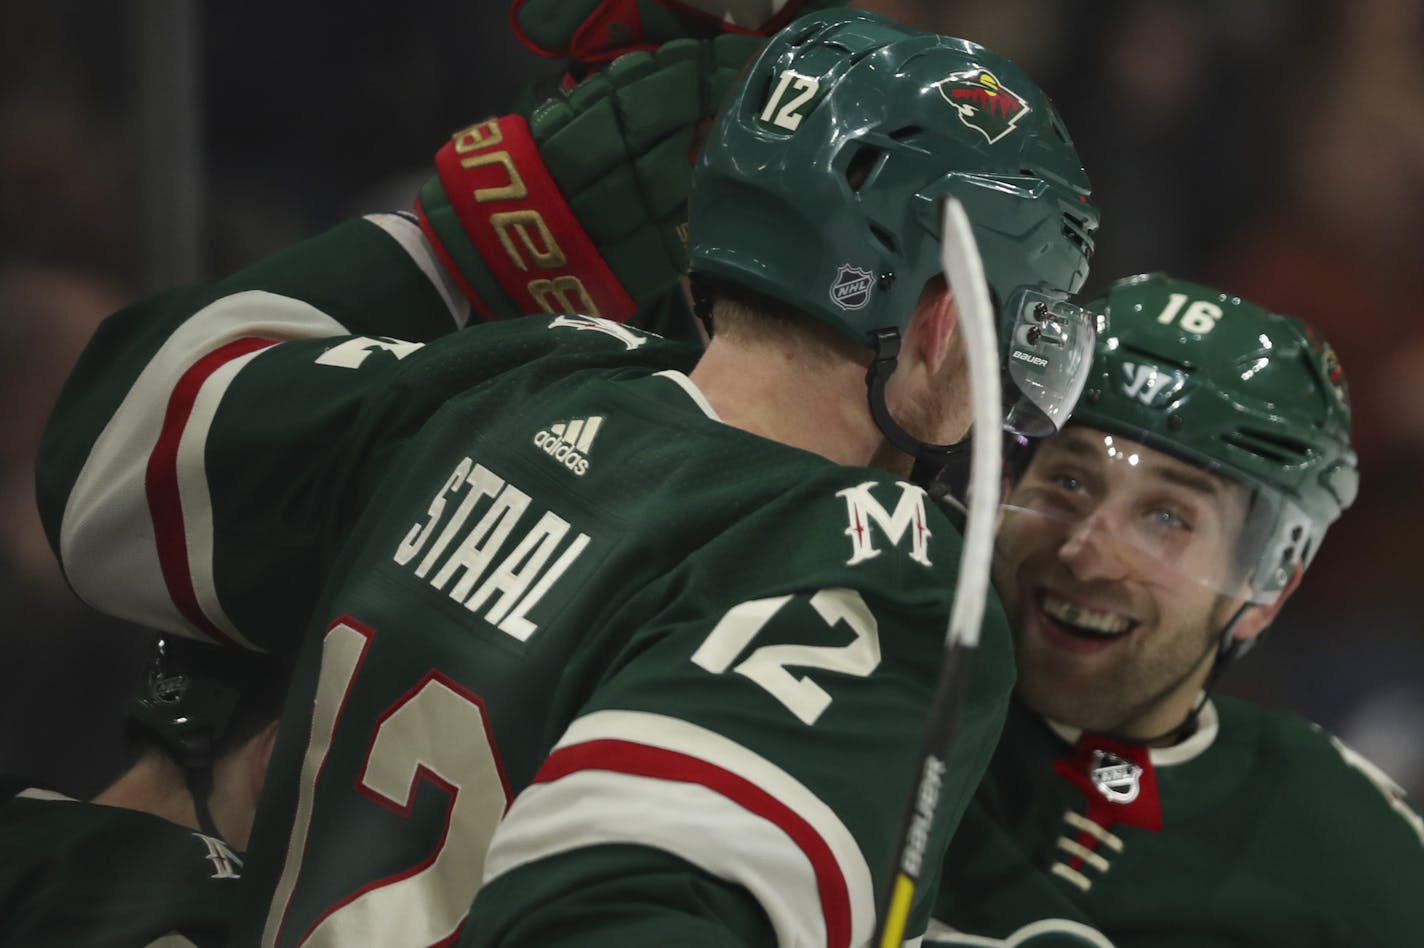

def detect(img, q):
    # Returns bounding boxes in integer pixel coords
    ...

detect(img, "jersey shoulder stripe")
[59,291,344,646]
[147,337,275,647]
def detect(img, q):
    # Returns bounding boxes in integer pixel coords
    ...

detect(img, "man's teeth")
[1042,594,1132,635]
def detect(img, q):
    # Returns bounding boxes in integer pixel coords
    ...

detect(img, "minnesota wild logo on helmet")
[936,69,1031,144]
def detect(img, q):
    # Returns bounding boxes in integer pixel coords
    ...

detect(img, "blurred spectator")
[0,266,151,798]
[1204,0,1424,794]
[1209,0,1424,614]
[855,0,1068,74]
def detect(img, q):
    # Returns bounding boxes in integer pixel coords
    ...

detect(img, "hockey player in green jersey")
[0,636,284,947]
[35,10,1100,946]
[926,274,1424,947]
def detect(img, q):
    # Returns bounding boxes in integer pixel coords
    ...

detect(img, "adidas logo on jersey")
[533,416,603,477]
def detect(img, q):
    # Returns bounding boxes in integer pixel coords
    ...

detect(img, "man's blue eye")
[1148,508,1188,531]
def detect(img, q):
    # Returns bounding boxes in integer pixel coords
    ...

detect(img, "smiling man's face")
[992,426,1252,739]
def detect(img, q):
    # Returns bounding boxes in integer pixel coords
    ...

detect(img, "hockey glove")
[511,0,850,64]
[416,33,760,323]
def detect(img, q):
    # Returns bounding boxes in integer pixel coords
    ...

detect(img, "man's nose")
[1057,508,1131,583]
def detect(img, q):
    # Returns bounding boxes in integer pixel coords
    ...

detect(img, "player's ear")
[1231,564,1304,644]
[913,275,957,374]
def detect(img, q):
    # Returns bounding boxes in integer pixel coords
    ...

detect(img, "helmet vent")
[869,223,898,254]
[845,145,883,191]
[1223,427,1313,464]
[1121,342,1192,371]
[889,125,924,141]
[1061,210,1094,258]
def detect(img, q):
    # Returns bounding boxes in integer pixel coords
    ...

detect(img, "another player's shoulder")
[0,780,99,846]
[0,780,242,878]
[1219,696,1424,848]
[0,782,243,947]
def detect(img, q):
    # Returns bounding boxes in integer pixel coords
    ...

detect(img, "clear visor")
[998,427,1307,604]
[1000,287,1099,438]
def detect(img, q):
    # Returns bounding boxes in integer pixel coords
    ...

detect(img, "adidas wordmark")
[532,416,603,477]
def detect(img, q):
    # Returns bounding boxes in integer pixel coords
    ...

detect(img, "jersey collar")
[1044,697,1220,768]
[653,370,722,421]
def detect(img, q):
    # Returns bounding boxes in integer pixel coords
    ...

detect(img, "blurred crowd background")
[3,0,1421,799]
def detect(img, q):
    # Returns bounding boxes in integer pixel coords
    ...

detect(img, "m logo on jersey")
[837,480,932,567]
[935,69,1031,144]
[193,832,244,880]
[1120,361,1186,407]
[548,314,649,350]
[829,264,874,311]
[533,416,603,477]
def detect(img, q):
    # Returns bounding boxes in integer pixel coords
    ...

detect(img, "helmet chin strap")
[186,766,223,841]
[178,734,224,841]
[1101,601,1254,748]
[866,329,966,487]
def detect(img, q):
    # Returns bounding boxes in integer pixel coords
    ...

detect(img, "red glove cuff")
[432,115,637,322]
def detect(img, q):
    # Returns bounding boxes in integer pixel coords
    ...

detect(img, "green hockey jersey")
[0,777,243,947]
[36,214,1016,947]
[926,696,1424,947]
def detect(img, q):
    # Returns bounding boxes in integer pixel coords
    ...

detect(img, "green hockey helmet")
[125,635,283,838]
[126,636,270,770]
[1008,274,1358,604]
[688,8,1098,347]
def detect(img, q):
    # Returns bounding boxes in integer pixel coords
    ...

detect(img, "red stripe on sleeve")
[144,337,276,646]
[533,738,851,948]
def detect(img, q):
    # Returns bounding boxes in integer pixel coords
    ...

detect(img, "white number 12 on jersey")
[692,588,880,725]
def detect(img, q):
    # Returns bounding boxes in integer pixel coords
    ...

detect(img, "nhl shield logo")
[830,264,874,311]
[1090,749,1144,804]
[148,671,189,705]
[935,69,1031,144]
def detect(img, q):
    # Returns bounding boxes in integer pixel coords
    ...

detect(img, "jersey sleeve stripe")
[145,338,275,647]
[487,766,839,947]
[60,291,349,645]
[553,738,852,947]
[363,213,472,330]
[484,710,874,948]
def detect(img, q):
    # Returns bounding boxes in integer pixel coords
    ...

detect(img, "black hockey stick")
[873,197,1001,947]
